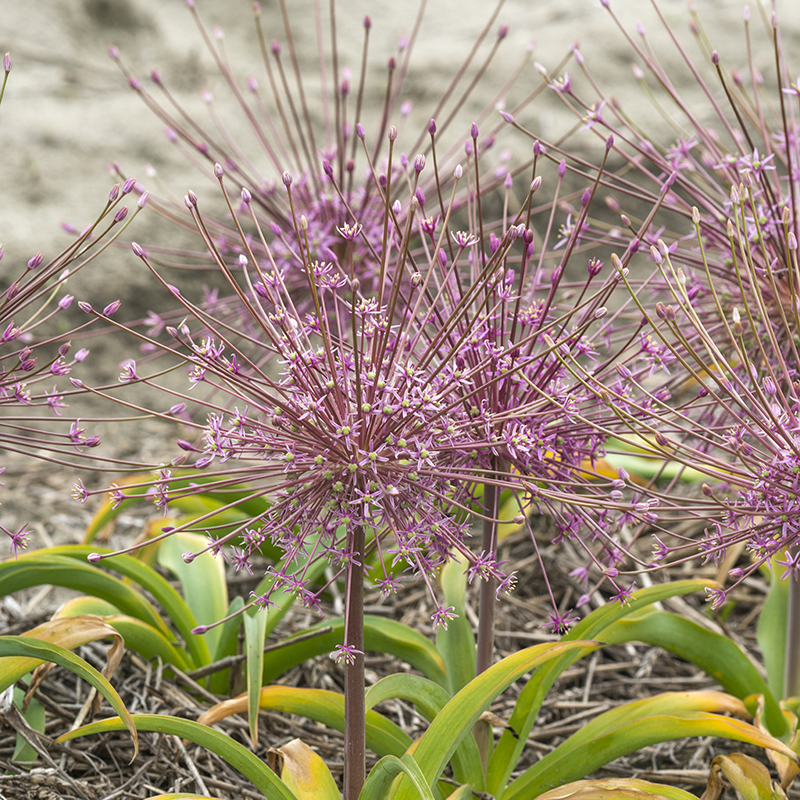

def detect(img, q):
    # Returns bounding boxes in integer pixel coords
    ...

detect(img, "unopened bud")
[732,306,743,337]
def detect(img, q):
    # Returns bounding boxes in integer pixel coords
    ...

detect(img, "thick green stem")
[785,572,800,698]
[343,523,366,800]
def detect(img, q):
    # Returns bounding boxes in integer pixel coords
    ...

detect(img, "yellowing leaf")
[269,739,340,800]
[536,777,697,800]
[702,753,783,800]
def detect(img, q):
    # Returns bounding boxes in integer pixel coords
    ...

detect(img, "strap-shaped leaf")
[391,641,599,800]
[274,738,340,799]
[365,674,482,789]
[361,754,436,800]
[262,616,447,688]
[601,608,785,736]
[158,532,228,660]
[12,547,211,668]
[57,713,296,799]
[706,753,784,800]
[0,636,137,759]
[436,554,475,696]
[145,795,227,800]
[198,686,411,758]
[0,555,171,638]
[486,579,714,795]
[534,777,700,800]
[55,601,194,672]
[504,710,798,800]
[757,557,789,703]
[0,616,124,687]
[245,538,329,746]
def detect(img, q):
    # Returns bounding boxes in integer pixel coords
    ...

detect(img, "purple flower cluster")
[0,54,151,555]
[501,1,800,600]
[84,0,674,631]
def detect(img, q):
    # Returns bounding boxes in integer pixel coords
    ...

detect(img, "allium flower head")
[87,0,680,624]
[0,59,147,555]
[515,2,800,597]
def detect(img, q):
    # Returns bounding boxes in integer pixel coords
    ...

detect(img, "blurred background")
[3,0,799,300]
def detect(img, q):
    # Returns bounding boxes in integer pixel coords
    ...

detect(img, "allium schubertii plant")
[3,1,800,799]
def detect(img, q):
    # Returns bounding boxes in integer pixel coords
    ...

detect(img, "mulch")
[0,430,792,799]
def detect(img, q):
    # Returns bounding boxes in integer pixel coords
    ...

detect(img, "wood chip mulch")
[0,437,795,798]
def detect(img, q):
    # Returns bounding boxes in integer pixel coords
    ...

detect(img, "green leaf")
[57,713,297,799]
[365,674,482,788]
[83,474,281,560]
[0,554,171,640]
[199,686,412,758]
[0,636,138,758]
[54,597,194,671]
[210,595,244,694]
[366,674,451,721]
[486,579,714,796]
[361,754,436,800]
[243,602,267,747]
[435,554,475,696]
[504,699,798,799]
[391,641,598,800]
[262,616,447,688]
[245,539,330,745]
[11,686,45,764]
[158,532,228,660]
[602,607,785,736]
[757,558,788,703]
[13,547,211,669]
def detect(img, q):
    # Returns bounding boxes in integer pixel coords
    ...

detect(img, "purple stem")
[343,523,366,800]
[475,483,498,677]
